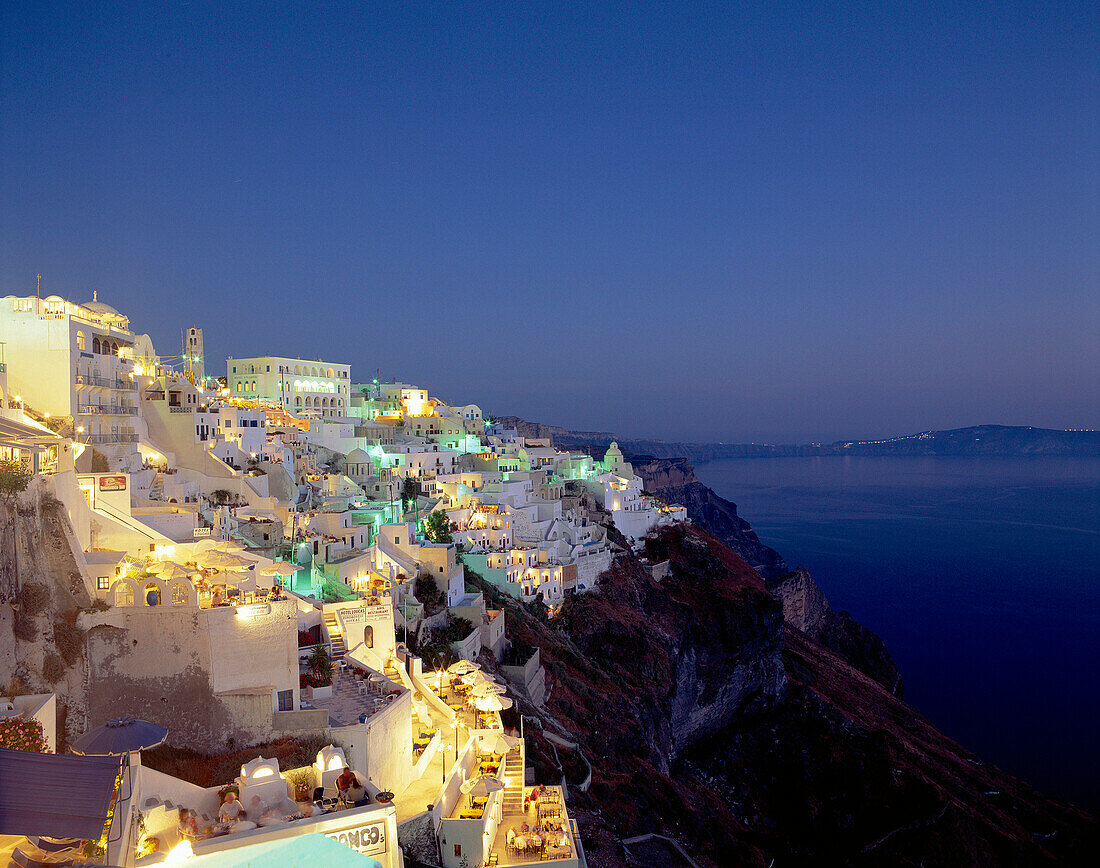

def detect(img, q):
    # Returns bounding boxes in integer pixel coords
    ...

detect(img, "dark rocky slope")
[472,525,1095,867]
[631,456,904,695]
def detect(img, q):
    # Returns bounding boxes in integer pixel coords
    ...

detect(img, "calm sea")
[694,456,1100,808]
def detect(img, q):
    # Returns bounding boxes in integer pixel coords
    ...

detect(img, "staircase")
[150,470,165,500]
[501,746,525,815]
[324,611,346,657]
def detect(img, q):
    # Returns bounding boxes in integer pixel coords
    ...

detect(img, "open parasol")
[259,561,299,577]
[459,774,506,797]
[474,694,513,712]
[71,717,168,756]
[469,681,507,698]
[447,660,480,676]
[478,733,521,755]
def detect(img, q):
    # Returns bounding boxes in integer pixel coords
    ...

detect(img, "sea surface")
[694,456,1100,808]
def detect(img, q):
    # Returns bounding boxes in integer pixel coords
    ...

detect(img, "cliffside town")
[0,293,1094,867]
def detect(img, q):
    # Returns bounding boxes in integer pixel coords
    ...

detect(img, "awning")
[0,748,121,840]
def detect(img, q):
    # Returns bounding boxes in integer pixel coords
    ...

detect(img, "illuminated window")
[97,576,110,590]
[76,331,86,350]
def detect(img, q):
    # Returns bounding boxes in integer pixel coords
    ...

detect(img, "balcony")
[77,404,138,416]
[74,374,136,390]
[169,405,193,413]
[85,432,138,444]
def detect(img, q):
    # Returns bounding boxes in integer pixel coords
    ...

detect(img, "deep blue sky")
[2,2,1097,442]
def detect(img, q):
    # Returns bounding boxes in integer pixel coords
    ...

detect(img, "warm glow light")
[252,767,275,778]
[164,840,194,863]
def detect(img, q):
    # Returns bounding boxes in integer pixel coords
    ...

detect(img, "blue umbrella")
[71,717,168,756]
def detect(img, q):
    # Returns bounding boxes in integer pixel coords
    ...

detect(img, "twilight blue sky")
[2,2,1097,443]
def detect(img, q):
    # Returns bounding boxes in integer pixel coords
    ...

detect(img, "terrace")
[489,785,579,866]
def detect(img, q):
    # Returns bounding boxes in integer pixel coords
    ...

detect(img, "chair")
[357,680,369,696]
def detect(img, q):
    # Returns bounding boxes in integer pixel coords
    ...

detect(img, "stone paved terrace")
[308,668,403,727]
[491,786,577,866]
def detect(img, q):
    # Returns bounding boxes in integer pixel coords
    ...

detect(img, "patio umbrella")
[474,694,513,712]
[71,717,168,756]
[148,560,191,576]
[221,570,256,590]
[461,669,501,686]
[478,733,521,755]
[459,774,506,797]
[216,554,255,569]
[154,563,197,582]
[214,540,247,552]
[469,681,507,698]
[448,660,480,676]
[197,550,238,569]
[259,561,298,577]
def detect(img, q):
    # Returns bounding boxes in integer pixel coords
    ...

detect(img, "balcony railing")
[84,432,138,444]
[77,404,138,416]
[75,374,136,390]
[168,405,193,413]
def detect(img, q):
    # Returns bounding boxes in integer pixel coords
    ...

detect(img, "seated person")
[176,808,198,839]
[218,791,246,824]
[336,767,367,804]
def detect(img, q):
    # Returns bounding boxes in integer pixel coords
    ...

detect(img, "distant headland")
[497,421,1100,461]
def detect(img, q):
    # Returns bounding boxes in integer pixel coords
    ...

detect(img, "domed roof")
[81,291,121,316]
[346,447,371,463]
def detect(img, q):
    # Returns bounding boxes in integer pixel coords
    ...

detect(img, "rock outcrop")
[766,566,904,696]
[630,456,788,579]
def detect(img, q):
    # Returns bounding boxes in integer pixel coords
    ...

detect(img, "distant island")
[497,421,1100,462]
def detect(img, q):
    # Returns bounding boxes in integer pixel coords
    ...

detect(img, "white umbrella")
[155,563,197,582]
[461,669,502,686]
[470,681,507,698]
[217,554,255,569]
[448,660,480,676]
[214,540,247,552]
[474,694,513,712]
[478,733,521,754]
[259,561,298,576]
[459,774,505,797]
[198,550,237,569]
[149,560,192,576]
[221,570,256,589]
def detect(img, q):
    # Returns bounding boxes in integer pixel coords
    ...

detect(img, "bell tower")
[184,327,205,386]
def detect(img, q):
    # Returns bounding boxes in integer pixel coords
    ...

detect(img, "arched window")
[312,366,319,376]
[327,367,334,378]
[92,337,101,354]
[363,625,373,648]
[115,582,134,607]
[111,342,119,355]
[76,331,86,350]
[295,396,301,406]
[145,583,161,606]
[294,365,301,375]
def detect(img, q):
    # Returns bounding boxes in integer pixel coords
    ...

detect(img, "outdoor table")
[527,834,543,851]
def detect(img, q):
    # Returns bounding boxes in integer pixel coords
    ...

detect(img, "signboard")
[192,527,212,539]
[339,605,389,624]
[325,819,386,857]
[98,475,127,492]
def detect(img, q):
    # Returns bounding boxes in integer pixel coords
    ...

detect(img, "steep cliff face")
[767,566,904,696]
[631,456,788,579]
[476,525,1095,866]
[632,456,904,694]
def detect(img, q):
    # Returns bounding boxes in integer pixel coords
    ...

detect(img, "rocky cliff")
[471,524,1096,866]
[631,455,904,695]
[631,456,787,578]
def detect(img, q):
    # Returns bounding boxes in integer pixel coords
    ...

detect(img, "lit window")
[97,576,110,590]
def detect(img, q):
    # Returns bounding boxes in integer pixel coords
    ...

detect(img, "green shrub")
[53,613,86,666]
[19,582,50,616]
[42,653,65,684]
